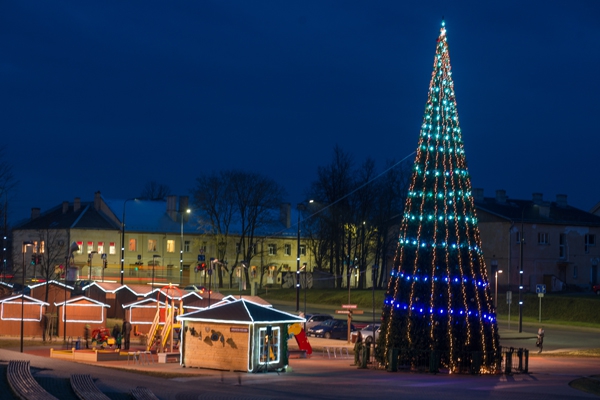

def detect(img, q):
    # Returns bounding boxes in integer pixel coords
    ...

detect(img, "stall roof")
[177,298,304,325]
[29,280,74,290]
[54,295,110,307]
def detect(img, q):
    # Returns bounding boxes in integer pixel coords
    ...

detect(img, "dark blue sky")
[2,1,599,223]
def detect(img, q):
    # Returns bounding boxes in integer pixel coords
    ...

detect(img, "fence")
[381,345,528,375]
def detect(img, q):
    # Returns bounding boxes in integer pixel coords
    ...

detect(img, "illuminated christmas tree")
[377,21,500,373]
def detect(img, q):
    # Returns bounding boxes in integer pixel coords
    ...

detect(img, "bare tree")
[140,181,171,200]
[34,228,68,303]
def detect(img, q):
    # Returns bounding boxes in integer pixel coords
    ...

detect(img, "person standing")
[537,327,545,353]
[83,324,90,349]
[353,331,363,366]
[122,318,132,351]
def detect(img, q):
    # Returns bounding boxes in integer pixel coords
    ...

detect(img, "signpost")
[536,284,546,322]
[336,304,363,343]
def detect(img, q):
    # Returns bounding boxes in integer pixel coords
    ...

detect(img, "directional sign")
[506,291,512,305]
[536,284,546,294]
[198,255,205,262]
[336,310,351,314]
[342,304,358,309]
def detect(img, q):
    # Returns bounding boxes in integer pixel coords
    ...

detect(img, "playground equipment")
[146,284,183,353]
[288,323,312,355]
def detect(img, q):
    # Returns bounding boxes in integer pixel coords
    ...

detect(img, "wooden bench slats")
[70,374,111,400]
[130,386,160,400]
[7,360,59,400]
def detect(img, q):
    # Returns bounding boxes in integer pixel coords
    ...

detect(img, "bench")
[157,352,180,363]
[70,374,111,400]
[7,360,59,400]
[131,386,160,400]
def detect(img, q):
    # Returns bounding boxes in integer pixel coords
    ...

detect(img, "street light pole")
[179,208,191,286]
[519,206,526,333]
[21,241,33,353]
[120,198,137,285]
[495,269,503,307]
[88,251,97,280]
[152,255,160,288]
[296,207,301,312]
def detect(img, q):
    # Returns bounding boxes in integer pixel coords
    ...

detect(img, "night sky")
[2,1,599,224]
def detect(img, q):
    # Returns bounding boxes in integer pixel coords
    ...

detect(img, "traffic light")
[31,255,36,265]
[195,262,206,272]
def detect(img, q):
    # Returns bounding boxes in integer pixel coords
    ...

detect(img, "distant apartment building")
[474,189,600,292]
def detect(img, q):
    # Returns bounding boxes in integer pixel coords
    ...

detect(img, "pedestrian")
[537,326,545,353]
[83,324,90,349]
[122,318,132,351]
[353,331,363,366]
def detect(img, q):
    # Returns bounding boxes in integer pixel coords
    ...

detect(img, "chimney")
[179,196,189,215]
[62,201,69,214]
[472,188,484,203]
[31,208,40,220]
[74,198,81,212]
[94,191,102,210]
[280,203,291,229]
[556,194,568,208]
[495,190,507,204]
[166,195,177,221]
[532,193,543,205]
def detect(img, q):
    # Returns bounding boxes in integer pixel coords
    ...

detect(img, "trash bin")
[74,340,81,350]
[387,348,398,372]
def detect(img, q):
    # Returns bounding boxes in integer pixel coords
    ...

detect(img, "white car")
[355,324,381,345]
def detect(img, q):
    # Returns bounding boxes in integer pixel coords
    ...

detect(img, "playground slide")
[289,323,312,355]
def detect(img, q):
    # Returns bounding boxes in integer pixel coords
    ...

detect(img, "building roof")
[221,294,272,307]
[13,200,120,231]
[177,298,304,324]
[475,197,600,227]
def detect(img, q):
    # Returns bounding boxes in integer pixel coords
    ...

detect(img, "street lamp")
[495,269,503,307]
[120,198,137,285]
[519,206,526,333]
[152,255,161,288]
[180,208,191,286]
[296,204,305,312]
[88,251,97,280]
[21,241,34,353]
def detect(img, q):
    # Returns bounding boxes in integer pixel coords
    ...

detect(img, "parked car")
[307,319,355,340]
[304,313,334,331]
[593,283,600,295]
[352,324,381,345]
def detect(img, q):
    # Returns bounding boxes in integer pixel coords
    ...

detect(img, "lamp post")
[21,241,33,353]
[152,255,160,288]
[120,198,137,285]
[495,268,503,307]
[88,251,97,280]
[296,204,304,312]
[518,206,526,333]
[64,241,79,343]
[180,208,191,286]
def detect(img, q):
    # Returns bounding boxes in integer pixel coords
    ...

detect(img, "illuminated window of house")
[167,240,175,253]
[268,266,275,278]
[300,245,306,256]
[129,238,137,252]
[33,241,39,253]
[97,242,104,254]
[109,242,116,255]
[258,326,280,365]
[284,244,291,256]
[39,241,45,253]
[148,239,157,252]
[87,241,94,253]
[268,244,277,255]
[76,241,83,254]
[184,240,190,252]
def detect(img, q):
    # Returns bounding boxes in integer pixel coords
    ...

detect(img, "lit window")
[109,242,116,255]
[284,244,291,256]
[97,242,104,254]
[40,241,45,253]
[148,239,157,252]
[87,241,94,254]
[167,240,175,253]
[268,244,277,256]
[258,326,280,365]
[537,233,548,245]
[128,238,137,252]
